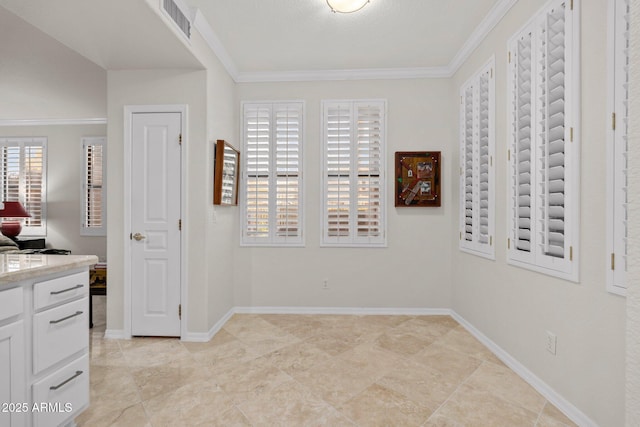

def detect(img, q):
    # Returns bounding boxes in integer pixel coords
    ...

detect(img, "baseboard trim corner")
[103,329,128,340]
[181,307,235,342]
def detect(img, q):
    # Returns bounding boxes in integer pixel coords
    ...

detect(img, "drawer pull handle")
[50,284,84,295]
[49,370,83,390]
[49,311,83,324]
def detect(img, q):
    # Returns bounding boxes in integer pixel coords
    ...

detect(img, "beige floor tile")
[391,317,458,341]
[211,407,253,426]
[465,361,546,414]
[262,340,333,375]
[338,383,432,427]
[130,356,208,401]
[432,383,539,426]
[412,342,483,382]
[259,313,326,340]
[76,402,150,427]
[374,329,435,356]
[376,358,461,411]
[303,331,367,356]
[435,326,504,365]
[214,356,293,404]
[536,401,578,427]
[143,380,235,426]
[424,414,466,426]
[179,328,236,353]
[238,379,355,426]
[83,366,142,420]
[121,338,192,368]
[189,338,260,376]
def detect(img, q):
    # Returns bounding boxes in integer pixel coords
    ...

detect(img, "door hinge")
[460,231,462,240]
[612,112,616,131]
[178,304,182,320]
[570,127,574,142]
[508,149,511,161]
[179,134,182,145]
[570,0,573,10]
[490,68,493,78]
[490,236,493,246]
[507,238,511,249]
[508,51,511,63]
[129,232,132,240]
[178,219,182,231]
[611,253,615,270]
[569,246,573,261]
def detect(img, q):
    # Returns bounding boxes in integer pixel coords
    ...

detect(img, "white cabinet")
[0,319,27,427]
[0,255,96,427]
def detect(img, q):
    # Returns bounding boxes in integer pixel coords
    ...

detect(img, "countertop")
[0,254,99,286]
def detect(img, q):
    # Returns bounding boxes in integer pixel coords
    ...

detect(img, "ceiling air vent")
[163,0,191,39]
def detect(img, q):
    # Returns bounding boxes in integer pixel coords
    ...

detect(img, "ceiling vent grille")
[163,0,191,39]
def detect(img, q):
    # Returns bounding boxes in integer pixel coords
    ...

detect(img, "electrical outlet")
[322,279,329,290]
[546,331,557,355]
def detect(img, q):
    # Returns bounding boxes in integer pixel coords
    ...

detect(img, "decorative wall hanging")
[395,151,441,207]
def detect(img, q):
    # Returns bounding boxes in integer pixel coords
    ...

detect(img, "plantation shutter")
[244,104,271,241]
[274,104,302,242]
[0,137,47,236]
[81,137,107,236]
[459,58,495,258]
[242,102,304,246]
[325,104,352,239]
[323,100,386,247]
[608,0,630,294]
[356,104,383,239]
[510,30,534,257]
[507,0,578,281]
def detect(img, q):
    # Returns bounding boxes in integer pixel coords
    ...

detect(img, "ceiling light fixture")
[326,0,370,13]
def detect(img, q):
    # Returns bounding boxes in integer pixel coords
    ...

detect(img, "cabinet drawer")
[33,298,88,374]
[0,287,23,322]
[32,354,89,427]
[34,271,88,311]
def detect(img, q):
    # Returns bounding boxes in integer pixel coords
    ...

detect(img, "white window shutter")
[507,0,579,281]
[81,137,107,236]
[459,58,495,259]
[607,0,630,295]
[322,100,386,247]
[0,137,47,236]
[242,101,304,246]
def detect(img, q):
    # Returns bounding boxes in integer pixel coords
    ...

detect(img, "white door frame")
[123,104,189,339]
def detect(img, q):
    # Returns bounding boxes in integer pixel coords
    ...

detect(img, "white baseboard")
[181,307,235,342]
[450,311,598,427]
[103,329,128,340]
[233,306,451,316]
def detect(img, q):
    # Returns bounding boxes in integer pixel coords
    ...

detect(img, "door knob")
[132,233,146,241]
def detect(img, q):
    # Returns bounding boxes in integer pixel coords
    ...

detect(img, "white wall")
[626,0,640,423]
[450,1,625,426]
[0,124,107,259]
[106,31,237,335]
[235,79,453,309]
[0,7,106,120]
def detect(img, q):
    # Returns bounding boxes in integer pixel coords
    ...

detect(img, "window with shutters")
[506,0,580,281]
[0,137,47,236]
[606,0,629,296]
[459,58,495,259]
[81,137,107,236]
[241,101,304,246]
[322,100,386,247]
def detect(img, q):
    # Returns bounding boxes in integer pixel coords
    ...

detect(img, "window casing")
[81,137,107,236]
[459,58,496,259]
[506,0,580,281]
[321,99,386,247]
[241,101,304,246]
[606,0,629,296]
[0,137,47,236]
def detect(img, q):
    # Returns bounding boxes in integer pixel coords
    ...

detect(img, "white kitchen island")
[0,254,98,427]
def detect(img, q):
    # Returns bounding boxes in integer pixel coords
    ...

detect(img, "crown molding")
[192,9,239,79]
[235,67,451,83]
[0,118,107,127]
[193,0,518,83]
[447,0,519,74]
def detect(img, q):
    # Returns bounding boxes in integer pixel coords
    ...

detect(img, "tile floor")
[80,299,576,426]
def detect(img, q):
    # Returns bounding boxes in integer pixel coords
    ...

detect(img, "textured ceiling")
[189,0,501,72]
[1,0,502,75]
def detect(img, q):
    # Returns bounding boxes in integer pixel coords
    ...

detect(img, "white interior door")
[130,112,182,337]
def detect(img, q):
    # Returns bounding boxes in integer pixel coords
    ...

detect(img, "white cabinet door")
[0,320,27,427]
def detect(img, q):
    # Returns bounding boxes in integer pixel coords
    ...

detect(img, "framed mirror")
[213,140,240,205]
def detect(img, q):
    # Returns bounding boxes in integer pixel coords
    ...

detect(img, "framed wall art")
[395,151,441,207]
[213,140,240,206]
